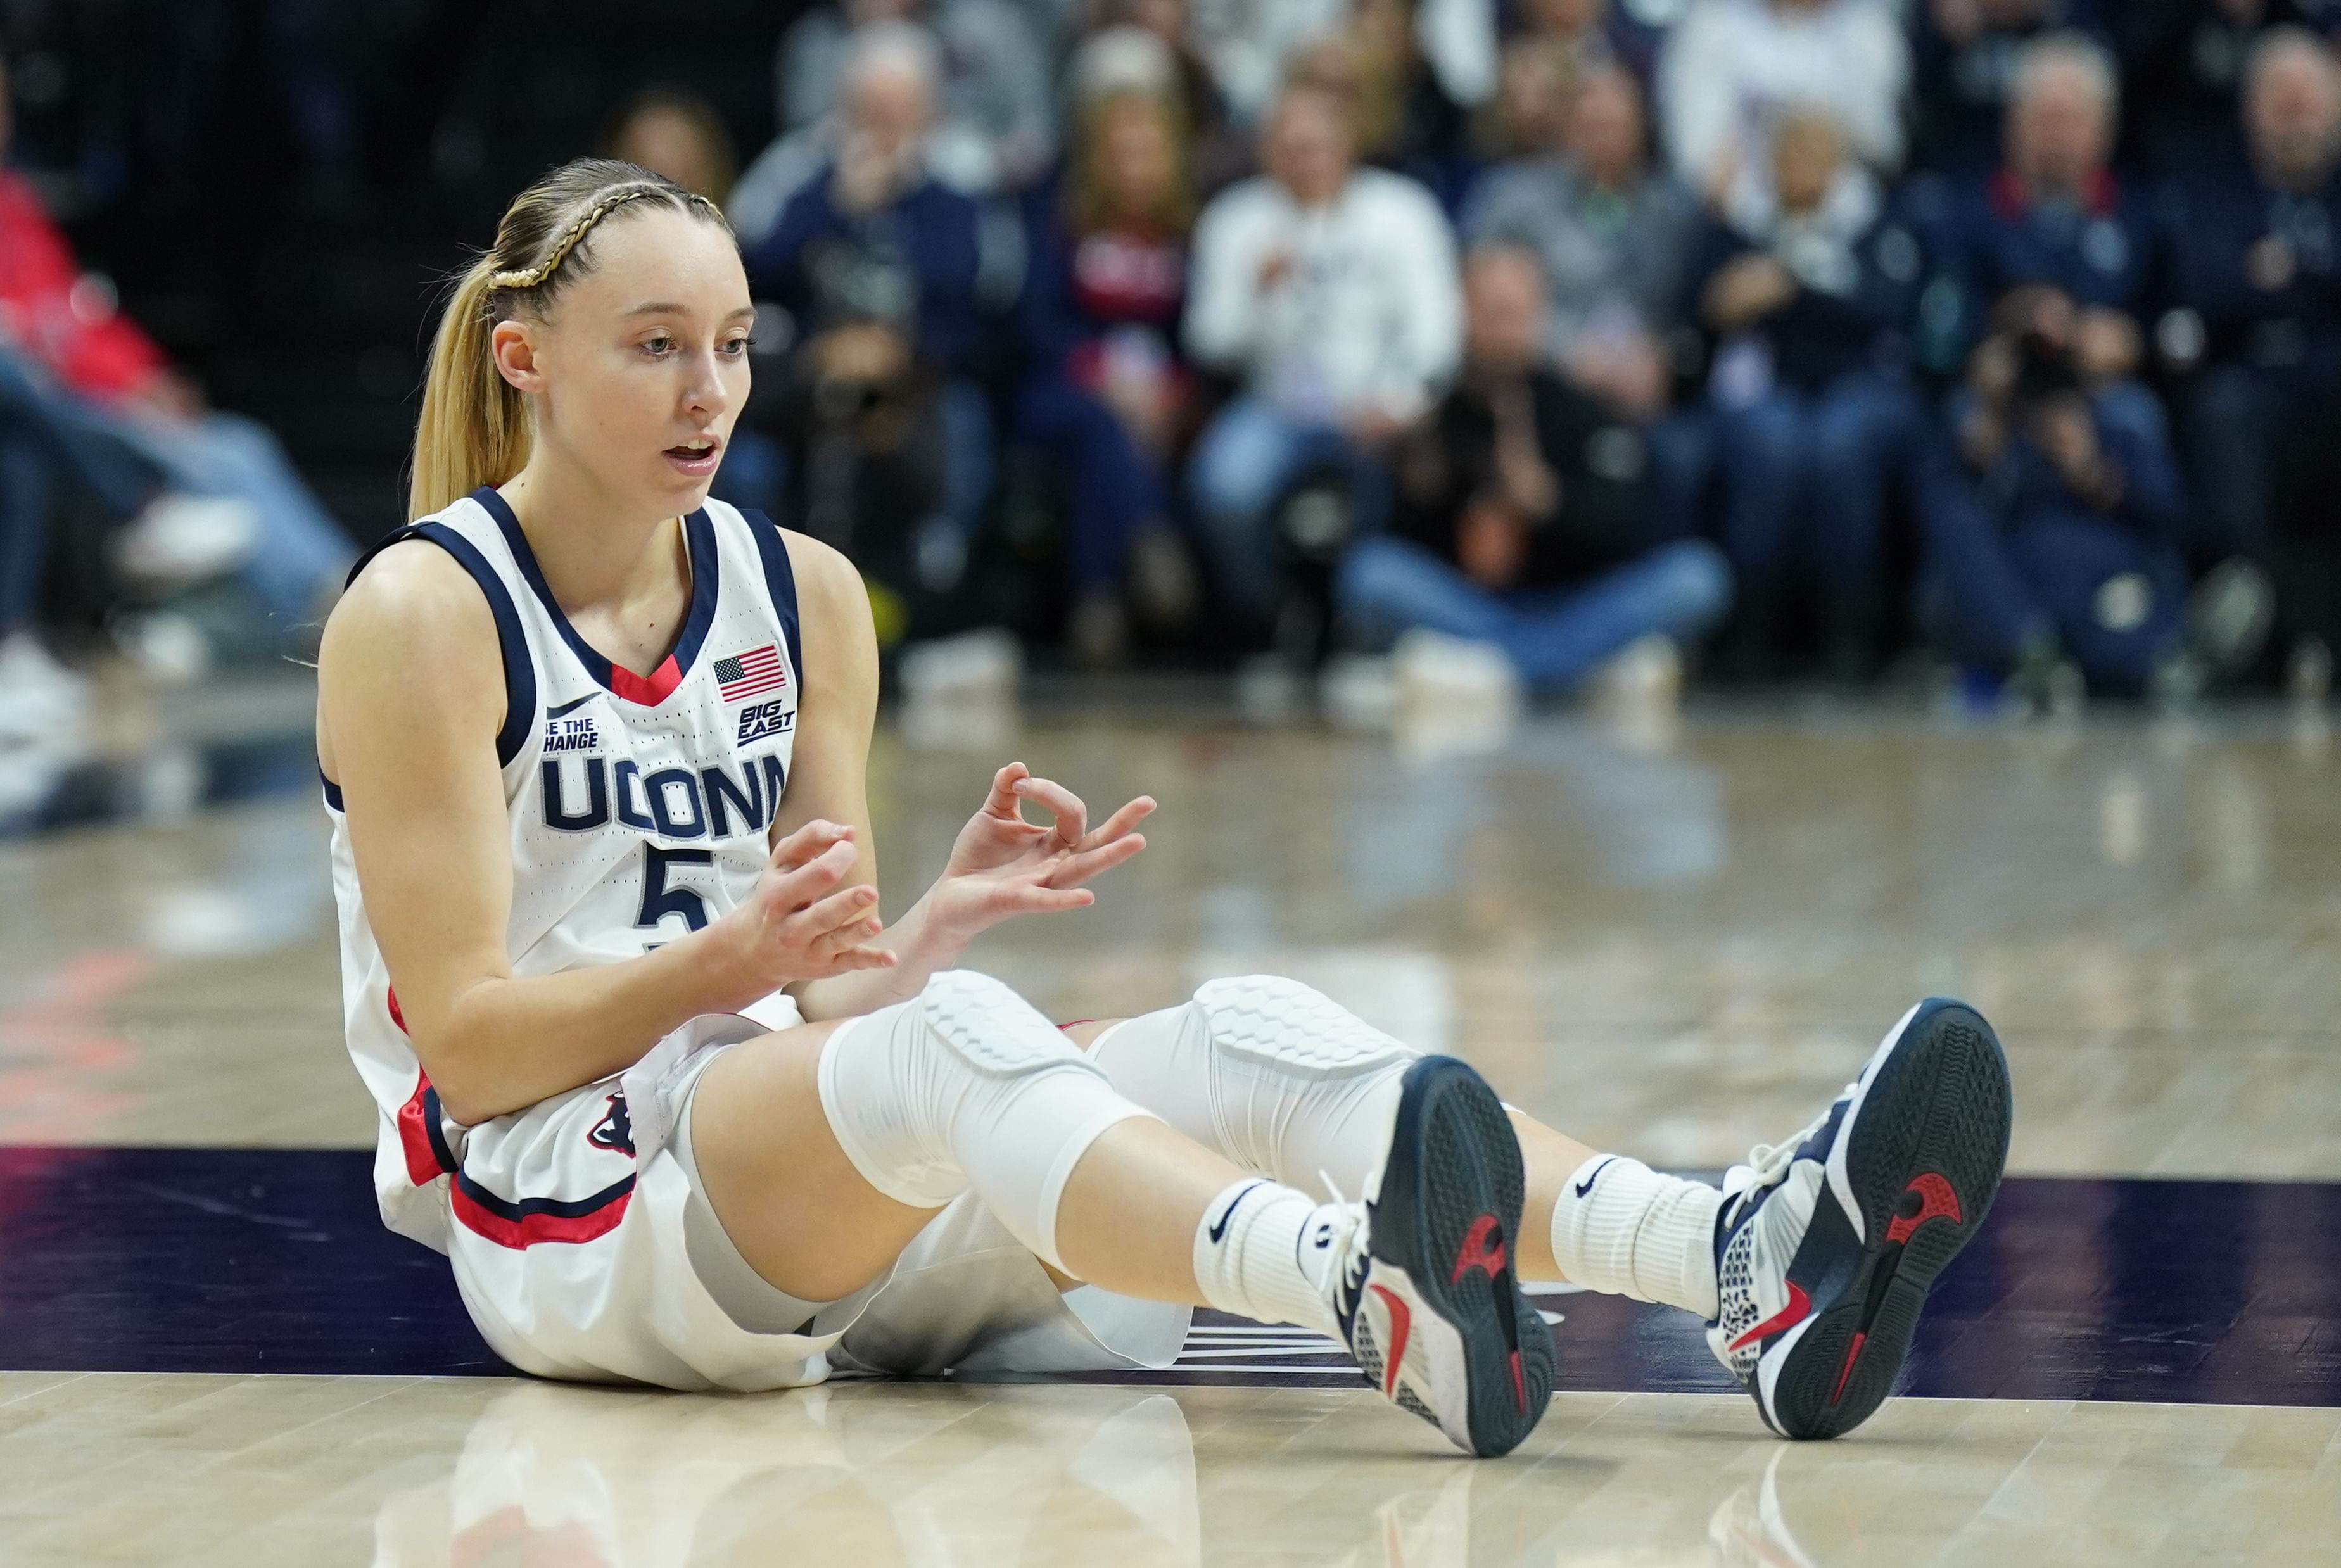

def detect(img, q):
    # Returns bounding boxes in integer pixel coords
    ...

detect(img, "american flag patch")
[713,644,788,702]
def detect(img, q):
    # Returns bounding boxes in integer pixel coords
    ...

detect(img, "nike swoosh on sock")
[1575,1157,1617,1199]
[1209,1179,1269,1243]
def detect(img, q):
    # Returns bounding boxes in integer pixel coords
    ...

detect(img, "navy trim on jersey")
[740,507,804,687]
[419,1085,457,1175]
[319,770,344,812]
[450,1165,636,1248]
[471,486,720,707]
[453,1170,636,1222]
[336,521,537,768]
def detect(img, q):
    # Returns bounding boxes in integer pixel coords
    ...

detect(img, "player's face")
[529,208,754,517]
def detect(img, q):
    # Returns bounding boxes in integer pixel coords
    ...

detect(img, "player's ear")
[490,319,545,394]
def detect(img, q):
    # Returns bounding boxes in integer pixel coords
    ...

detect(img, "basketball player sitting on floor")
[314,158,2014,1457]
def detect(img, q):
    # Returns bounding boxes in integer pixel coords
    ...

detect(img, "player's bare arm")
[775,529,1155,1024]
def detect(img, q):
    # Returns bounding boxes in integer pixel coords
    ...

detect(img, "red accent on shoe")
[1370,1284,1412,1400]
[1829,1331,1868,1405]
[1450,1214,1508,1285]
[1509,1349,1526,1412]
[1885,1173,1964,1245]
[1727,1281,1811,1353]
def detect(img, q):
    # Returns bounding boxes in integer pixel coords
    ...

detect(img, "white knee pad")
[818,970,1155,1270]
[1089,975,1418,1194]
[1191,976,1416,1078]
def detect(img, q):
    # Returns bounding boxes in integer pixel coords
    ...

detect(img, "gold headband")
[486,184,720,294]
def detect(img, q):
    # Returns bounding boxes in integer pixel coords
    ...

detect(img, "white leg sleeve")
[1087,976,1418,1198]
[816,970,1157,1272]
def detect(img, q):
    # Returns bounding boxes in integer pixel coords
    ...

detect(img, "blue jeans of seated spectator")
[2179,364,2281,567]
[1336,535,1734,692]
[1922,485,2188,690]
[1015,377,1168,591]
[113,409,355,623]
[0,351,158,520]
[1715,372,1922,648]
[1642,407,1718,545]
[1189,396,1390,628]
[0,429,51,633]
[939,378,995,536]
[0,350,352,624]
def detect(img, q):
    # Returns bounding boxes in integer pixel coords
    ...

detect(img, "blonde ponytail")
[409,256,531,519]
[406,158,730,521]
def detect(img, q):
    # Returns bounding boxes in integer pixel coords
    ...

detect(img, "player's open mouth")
[663,437,722,475]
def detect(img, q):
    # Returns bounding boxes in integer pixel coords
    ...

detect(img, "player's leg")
[1076,977,2013,1439]
[689,970,1553,1455]
[1069,978,1713,1302]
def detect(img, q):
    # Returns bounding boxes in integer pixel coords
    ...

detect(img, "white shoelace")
[1725,1080,1855,1216]
[1315,1170,1373,1303]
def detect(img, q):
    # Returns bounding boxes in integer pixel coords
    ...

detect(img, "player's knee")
[919,970,1097,1078]
[1193,975,1416,1077]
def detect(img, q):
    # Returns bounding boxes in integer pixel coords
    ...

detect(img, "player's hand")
[707,820,897,997]
[929,762,1153,940]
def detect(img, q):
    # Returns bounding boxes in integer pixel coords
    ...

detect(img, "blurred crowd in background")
[8,0,2341,739]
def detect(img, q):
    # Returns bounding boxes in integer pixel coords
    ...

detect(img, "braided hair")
[409,158,732,519]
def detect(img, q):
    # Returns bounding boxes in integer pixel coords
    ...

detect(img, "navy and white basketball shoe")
[1315,1056,1556,1457]
[1706,999,2013,1439]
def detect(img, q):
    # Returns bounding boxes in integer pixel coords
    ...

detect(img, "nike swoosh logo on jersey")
[545,693,599,719]
[1575,1157,1617,1198]
[1209,1180,1267,1244]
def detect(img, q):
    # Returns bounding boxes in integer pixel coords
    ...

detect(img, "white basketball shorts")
[442,1010,1190,1391]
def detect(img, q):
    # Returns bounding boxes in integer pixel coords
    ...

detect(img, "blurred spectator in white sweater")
[1184,80,1462,630]
[1656,0,1909,208]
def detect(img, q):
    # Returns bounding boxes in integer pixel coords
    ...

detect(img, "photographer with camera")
[1944,32,2172,449]
[745,23,1004,621]
[1917,284,2205,707]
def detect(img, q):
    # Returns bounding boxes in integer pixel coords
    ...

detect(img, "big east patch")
[737,698,795,745]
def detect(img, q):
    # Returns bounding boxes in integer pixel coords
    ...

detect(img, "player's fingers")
[825,944,899,973]
[1011,775,1088,847]
[1006,886,1096,914]
[780,880,878,939]
[770,819,851,871]
[764,838,858,908]
[1048,833,1146,888]
[981,762,1031,821]
[1077,797,1155,853]
[811,913,887,956]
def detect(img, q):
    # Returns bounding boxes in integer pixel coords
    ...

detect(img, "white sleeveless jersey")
[324,486,805,1254]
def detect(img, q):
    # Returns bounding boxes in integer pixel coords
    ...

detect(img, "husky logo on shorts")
[588,1093,637,1156]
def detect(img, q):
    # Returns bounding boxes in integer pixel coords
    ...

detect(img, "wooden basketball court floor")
[3,681,2338,1565]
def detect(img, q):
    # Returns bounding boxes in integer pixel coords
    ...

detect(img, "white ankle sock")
[1191,1179,1341,1336]
[1549,1154,1723,1318]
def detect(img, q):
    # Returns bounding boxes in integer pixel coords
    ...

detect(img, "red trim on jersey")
[450,1174,635,1249]
[607,654,682,706]
[397,1072,451,1188]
